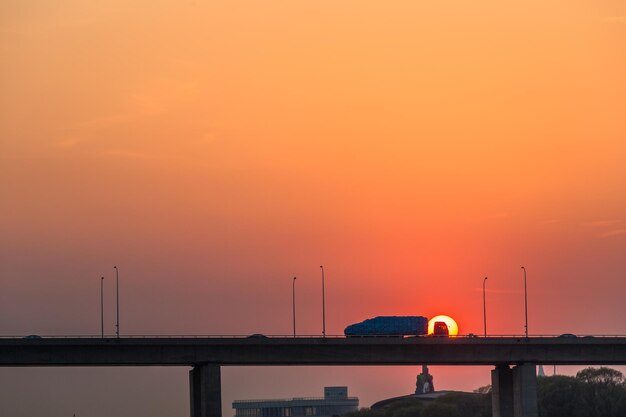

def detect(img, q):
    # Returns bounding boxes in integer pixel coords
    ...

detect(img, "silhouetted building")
[233,387,359,417]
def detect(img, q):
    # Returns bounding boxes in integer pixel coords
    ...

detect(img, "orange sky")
[1,1,625,416]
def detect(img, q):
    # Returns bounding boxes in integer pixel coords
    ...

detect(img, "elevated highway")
[2,336,626,366]
[3,336,626,417]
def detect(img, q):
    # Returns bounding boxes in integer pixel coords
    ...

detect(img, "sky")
[1,0,626,416]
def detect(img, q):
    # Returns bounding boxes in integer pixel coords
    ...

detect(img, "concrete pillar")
[512,364,538,417]
[491,365,513,417]
[190,364,222,417]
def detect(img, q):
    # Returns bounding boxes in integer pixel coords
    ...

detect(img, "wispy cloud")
[601,229,626,238]
[51,77,201,154]
[580,220,626,238]
[99,150,158,160]
[73,112,140,130]
[540,219,563,225]
[55,138,84,148]
[582,220,623,228]
[70,77,199,131]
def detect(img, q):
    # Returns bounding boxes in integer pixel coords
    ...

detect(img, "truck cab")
[433,321,449,337]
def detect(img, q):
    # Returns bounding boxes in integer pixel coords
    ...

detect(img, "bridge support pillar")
[512,364,538,417]
[190,364,222,417]
[491,364,538,417]
[492,365,513,417]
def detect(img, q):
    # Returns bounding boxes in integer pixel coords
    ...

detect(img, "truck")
[344,316,429,337]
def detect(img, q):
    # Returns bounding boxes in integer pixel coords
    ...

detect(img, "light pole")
[292,277,297,338]
[114,265,119,338]
[100,276,104,338]
[521,266,528,338]
[320,265,326,338]
[483,276,488,337]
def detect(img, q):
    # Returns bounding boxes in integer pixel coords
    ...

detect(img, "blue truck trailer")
[344,316,429,336]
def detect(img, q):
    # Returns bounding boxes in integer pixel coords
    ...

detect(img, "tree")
[575,367,626,417]
[538,375,589,417]
[576,367,625,386]
[537,368,626,417]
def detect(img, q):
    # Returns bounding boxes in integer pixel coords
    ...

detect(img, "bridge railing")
[2,334,625,339]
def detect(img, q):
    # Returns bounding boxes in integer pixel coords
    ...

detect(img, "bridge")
[2,336,626,417]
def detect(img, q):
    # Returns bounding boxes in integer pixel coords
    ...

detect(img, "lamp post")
[100,276,104,338]
[521,266,528,338]
[114,266,119,338]
[292,277,297,338]
[320,265,326,338]
[483,276,488,337]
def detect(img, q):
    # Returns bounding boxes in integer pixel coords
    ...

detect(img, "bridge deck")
[2,337,626,366]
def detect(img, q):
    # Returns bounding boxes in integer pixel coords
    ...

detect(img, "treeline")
[538,367,626,417]
[343,367,626,417]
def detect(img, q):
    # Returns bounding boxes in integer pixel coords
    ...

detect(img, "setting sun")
[428,315,459,336]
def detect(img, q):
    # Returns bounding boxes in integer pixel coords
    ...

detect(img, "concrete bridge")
[2,336,626,417]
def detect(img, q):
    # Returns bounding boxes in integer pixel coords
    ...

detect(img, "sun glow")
[428,315,459,336]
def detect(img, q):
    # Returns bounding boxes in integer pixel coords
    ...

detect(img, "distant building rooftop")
[233,387,359,417]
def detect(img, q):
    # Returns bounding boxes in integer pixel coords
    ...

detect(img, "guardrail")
[2,334,625,339]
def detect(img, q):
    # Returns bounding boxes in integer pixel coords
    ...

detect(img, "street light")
[114,266,119,338]
[483,276,488,337]
[292,277,297,338]
[100,276,104,338]
[521,266,528,338]
[320,265,326,338]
